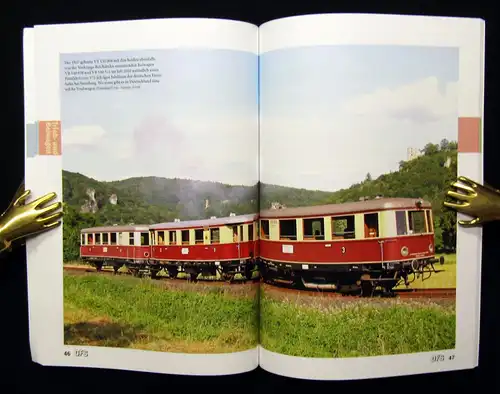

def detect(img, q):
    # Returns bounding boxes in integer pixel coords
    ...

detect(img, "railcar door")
[129,232,136,261]
[231,225,243,260]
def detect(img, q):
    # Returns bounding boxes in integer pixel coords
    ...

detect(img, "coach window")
[232,226,240,242]
[426,210,434,233]
[395,211,408,235]
[102,233,109,244]
[81,234,85,245]
[195,229,204,244]
[181,230,189,245]
[332,215,355,239]
[95,233,101,244]
[303,218,324,240]
[129,232,135,245]
[248,224,254,241]
[169,231,176,245]
[364,213,379,238]
[210,228,220,244]
[260,220,270,239]
[409,210,427,234]
[110,233,117,245]
[141,232,150,246]
[279,219,297,240]
[88,234,93,244]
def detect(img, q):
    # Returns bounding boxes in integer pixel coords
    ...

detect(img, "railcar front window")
[409,210,427,234]
[332,216,355,239]
[157,231,165,245]
[279,219,297,240]
[395,211,408,235]
[81,234,85,245]
[303,218,325,240]
[426,210,434,232]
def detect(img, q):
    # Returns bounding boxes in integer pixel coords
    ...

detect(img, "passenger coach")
[258,198,445,295]
[149,213,259,281]
[80,224,152,274]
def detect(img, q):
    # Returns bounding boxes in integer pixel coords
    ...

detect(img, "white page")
[25,18,259,376]
[258,13,484,380]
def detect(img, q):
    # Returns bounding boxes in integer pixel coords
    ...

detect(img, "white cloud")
[105,136,135,160]
[260,77,458,192]
[62,113,259,186]
[63,124,106,145]
[340,76,458,123]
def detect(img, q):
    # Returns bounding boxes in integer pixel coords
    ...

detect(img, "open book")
[23,13,485,380]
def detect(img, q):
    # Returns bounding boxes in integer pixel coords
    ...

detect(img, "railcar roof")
[81,225,151,233]
[259,198,431,218]
[150,213,258,230]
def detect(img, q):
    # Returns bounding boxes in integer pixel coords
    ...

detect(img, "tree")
[421,143,439,156]
[440,138,450,151]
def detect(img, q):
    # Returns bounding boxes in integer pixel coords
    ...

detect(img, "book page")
[258,13,484,380]
[25,18,259,376]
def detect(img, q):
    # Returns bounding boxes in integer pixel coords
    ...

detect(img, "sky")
[260,45,459,192]
[60,48,259,186]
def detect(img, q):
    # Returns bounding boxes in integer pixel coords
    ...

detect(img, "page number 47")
[431,354,455,362]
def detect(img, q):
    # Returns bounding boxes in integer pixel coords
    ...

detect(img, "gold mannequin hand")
[444,176,500,227]
[0,181,63,254]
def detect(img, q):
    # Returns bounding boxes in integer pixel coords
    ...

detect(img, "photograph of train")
[258,43,459,358]
[60,46,260,354]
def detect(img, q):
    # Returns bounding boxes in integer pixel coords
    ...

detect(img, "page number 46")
[64,349,88,358]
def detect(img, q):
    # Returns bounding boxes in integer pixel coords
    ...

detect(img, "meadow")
[63,271,259,353]
[260,254,457,358]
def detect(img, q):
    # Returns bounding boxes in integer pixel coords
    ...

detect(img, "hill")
[62,139,457,261]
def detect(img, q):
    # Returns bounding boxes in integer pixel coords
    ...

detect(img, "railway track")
[63,265,260,286]
[394,287,456,299]
[64,265,455,299]
[261,281,456,300]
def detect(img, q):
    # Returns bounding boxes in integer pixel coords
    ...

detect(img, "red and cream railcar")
[149,213,259,281]
[80,224,152,273]
[258,198,445,295]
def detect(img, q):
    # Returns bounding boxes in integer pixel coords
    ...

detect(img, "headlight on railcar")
[429,244,434,252]
[401,246,409,257]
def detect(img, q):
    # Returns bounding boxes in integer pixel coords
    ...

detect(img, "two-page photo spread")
[23,14,484,380]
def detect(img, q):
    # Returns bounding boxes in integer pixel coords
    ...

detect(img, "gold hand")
[444,176,500,227]
[0,181,63,253]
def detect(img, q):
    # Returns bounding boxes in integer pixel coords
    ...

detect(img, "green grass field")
[260,286,456,358]
[64,252,456,357]
[260,253,457,358]
[63,273,259,353]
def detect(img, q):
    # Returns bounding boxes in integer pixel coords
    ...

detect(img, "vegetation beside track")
[64,272,259,353]
[260,286,455,358]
